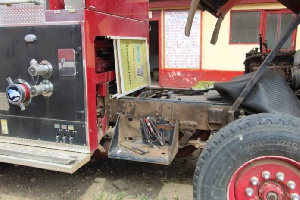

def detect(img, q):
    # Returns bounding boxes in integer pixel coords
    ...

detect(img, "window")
[230,11,261,43]
[265,12,295,50]
[230,10,296,51]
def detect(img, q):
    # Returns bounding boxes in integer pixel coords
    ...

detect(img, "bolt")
[267,192,278,200]
[291,193,300,200]
[250,176,259,186]
[276,172,285,181]
[262,171,271,180]
[245,187,254,197]
[288,181,296,190]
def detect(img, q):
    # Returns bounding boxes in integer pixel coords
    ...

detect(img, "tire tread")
[193,113,300,200]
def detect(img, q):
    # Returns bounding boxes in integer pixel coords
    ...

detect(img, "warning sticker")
[1,119,8,134]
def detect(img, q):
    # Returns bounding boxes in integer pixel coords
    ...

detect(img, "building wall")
[149,1,299,87]
[202,3,290,72]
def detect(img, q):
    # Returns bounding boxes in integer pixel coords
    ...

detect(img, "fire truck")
[0,0,300,199]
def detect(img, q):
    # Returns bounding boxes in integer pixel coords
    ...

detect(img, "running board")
[0,142,91,173]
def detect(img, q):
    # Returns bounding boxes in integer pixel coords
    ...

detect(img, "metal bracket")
[228,12,300,122]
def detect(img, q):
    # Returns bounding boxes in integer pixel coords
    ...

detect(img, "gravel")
[0,150,200,200]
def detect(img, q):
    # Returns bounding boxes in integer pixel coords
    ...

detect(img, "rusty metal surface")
[108,97,230,132]
[208,107,224,124]
[108,114,179,165]
[0,141,91,173]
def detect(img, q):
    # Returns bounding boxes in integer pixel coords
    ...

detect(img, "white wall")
[201,3,296,71]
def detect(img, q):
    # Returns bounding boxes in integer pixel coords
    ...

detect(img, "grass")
[192,81,215,90]
[139,194,149,200]
[116,191,127,200]
[92,191,105,200]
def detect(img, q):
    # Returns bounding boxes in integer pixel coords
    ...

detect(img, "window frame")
[229,9,297,52]
[261,9,297,52]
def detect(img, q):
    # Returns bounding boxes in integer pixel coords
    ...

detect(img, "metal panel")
[0,25,85,121]
[45,10,84,22]
[0,93,9,111]
[0,116,87,146]
[0,136,90,153]
[58,49,76,76]
[85,0,148,21]
[0,3,45,25]
[0,142,90,173]
[0,24,87,145]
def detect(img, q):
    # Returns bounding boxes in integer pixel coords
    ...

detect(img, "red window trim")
[149,0,190,9]
[229,9,297,51]
[261,9,297,52]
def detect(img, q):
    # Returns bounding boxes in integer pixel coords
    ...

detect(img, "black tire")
[193,113,300,200]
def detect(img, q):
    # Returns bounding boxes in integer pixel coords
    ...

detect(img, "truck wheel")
[193,113,300,200]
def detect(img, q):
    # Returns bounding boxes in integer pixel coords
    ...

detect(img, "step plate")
[0,142,90,173]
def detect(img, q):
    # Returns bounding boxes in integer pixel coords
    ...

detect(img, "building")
[149,0,300,88]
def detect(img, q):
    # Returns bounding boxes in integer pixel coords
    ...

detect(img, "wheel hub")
[266,192,278,200]
[227,157,300,200]
[259,182,284,200]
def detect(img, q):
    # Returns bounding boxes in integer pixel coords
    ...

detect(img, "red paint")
[149,0,276,9]
[258,182,285,199]
[262,10,297,52]
[150,0,190,9]
[161,70,242,88]
[49,0,64,10]
[217,0,281,17]
[84,7,149,151]
[161,10,203,88]
[228,156,300,199]
[19,84,30,101]
[238,0,276,3]
[199,70,243,82]
[85,0,148,21]
[97,83,108,97]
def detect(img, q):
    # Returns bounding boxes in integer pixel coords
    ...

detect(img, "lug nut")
[262,171,271,180]
[288,181,296,190]
[245,187,254,197]
[250,176,259,186]
[276,172,285,181]
[291,193,299,200]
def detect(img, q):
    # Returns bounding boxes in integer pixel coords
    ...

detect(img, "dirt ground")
[0,151,200,200]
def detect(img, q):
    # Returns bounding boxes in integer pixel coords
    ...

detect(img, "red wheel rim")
[228,156,300,200]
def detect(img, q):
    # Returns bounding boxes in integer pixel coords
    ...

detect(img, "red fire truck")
[0,0,300,199]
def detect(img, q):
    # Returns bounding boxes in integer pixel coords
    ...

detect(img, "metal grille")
[0,2,45,25]
[0,93,9,111]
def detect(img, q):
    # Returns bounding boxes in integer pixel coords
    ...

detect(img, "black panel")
[0,115,87,145]
[0,24,87,144]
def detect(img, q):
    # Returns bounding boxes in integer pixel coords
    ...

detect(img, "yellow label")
[1,119,8,134]
[68,125,75,131]
[119,39,150,93]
